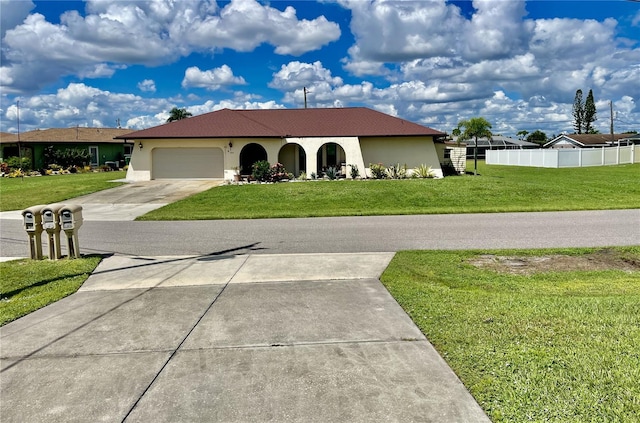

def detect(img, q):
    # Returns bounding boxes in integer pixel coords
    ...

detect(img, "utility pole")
[303,87,308,109]
[17,100,24,181]
[610,101,614,142]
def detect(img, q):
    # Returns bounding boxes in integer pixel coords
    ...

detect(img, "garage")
[152,148,224,179]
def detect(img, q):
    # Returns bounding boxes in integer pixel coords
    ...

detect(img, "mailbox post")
[41,203,66,260]
[59,205,83,258]
[22,205,47,260]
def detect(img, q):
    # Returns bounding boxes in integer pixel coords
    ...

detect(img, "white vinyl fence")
[486,145,640,168]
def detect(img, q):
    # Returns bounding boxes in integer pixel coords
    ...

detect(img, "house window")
[89,146,99,167]
[124,144,133,156]
[444,149,451,159]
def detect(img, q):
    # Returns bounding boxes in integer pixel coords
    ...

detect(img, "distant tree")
[166,107,192,122]
[526,130,548,146]
[517,130,529,140]
[584,89,597,134]
[454,117,492,176]
[572,89,584,134]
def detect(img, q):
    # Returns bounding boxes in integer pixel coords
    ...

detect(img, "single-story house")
[0,127,133,169]
[452,135,539,159]
[544,133,637,149]
[117,107,448,181]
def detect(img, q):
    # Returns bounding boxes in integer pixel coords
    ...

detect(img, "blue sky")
[1,0,639,138]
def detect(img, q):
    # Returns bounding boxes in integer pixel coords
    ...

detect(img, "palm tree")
[453,117,493,176]
[166,107,193,123]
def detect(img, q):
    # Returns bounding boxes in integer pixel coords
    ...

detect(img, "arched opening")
[278,143,306,177]
[239,143,267,176]
[316,142,346,176]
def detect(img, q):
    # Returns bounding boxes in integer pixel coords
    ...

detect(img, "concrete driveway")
[0,179,222,221]
[0,253,489,422]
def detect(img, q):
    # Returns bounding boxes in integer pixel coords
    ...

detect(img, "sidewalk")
[0,253,490,422]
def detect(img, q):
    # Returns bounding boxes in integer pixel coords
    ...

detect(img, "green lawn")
[381,247,640,422]
[0,256,102,326]
[138,163,640,220]
[0,171,126,211]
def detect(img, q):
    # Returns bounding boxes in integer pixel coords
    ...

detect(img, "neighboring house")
[620,134,640,145]
[117,107,447,181]
[0,127,133,169]
[544,133,637,149]
[453,135,539,159]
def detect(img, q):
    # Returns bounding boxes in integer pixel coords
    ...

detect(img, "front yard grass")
[0,256,102,326]
[381,247,640,422]
[138,163,639,220]
[0,171,126,211]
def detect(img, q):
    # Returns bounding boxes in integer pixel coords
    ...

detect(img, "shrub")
[310,172,317,180]
[386,163,407,179]
[6,156,31,171]
[252,160,272,182]
[44,147,90,168]
[413,164,435,178]
[270,162,289,182]
[298,171,307,180]
[349,164,360,179]
[0,162,9,174]
[325,166,339,180]
[369,163,387,179]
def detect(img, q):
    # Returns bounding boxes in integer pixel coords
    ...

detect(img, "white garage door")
[152,148,224,179]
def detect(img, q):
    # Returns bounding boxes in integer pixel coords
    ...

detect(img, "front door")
[89,146,99,167]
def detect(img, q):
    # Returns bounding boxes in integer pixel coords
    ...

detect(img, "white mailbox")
[41,203,66,260]
[22,205,46,260]
[59,205,83,258]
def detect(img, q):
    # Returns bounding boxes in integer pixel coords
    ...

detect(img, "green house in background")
[0,127,133,170]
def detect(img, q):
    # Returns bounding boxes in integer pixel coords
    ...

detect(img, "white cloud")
[0,0,34,39]
[462,0,532,61]
[182,65,246,90]
[1,0,341,94]
[1,2,638,137]
[79,64,127,79]
[269,61,343,90]
[1,81,286,132]
[137,79,157,93]
[343,0,464,62]
[185,0,340,56]
[2,82,171,131]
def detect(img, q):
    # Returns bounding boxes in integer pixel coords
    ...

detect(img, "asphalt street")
[2,209,638,258]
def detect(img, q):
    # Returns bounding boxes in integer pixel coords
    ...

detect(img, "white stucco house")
[117,107,448,181]
[544,133,638,149]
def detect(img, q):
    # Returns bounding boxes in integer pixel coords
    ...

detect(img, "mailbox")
[59,205,83,258]
[41,203,66,260]
[60,205,83,231]
[22,205,47,259]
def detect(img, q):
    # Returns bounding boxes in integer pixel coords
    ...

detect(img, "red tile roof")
[0,128,132,144]
[117,108,444,139]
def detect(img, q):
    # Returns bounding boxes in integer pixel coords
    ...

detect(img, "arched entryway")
[278,143,306,177]
[239,143,267,176]
[316,142,346,175]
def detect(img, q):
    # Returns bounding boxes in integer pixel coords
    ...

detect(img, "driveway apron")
[0,253,490,422]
